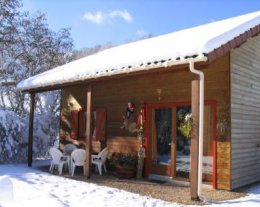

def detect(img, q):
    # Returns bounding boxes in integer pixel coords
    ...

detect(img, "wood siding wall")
[60,54,231,189]
[60,137,139,156]
[231,34,260,189]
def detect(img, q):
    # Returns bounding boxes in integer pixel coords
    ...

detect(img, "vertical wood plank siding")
[231,34,260,189]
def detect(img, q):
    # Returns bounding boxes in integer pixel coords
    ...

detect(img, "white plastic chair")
[91,147,108,175]
[71,149,86,176]
[63,144,77,155]
[49,147,69,175]
[53,139,60,148]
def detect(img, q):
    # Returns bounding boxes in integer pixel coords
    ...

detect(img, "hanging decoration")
[136,103,146,179]
[120,102,137,133]
[125,102,135,118]
[137,106,145,131]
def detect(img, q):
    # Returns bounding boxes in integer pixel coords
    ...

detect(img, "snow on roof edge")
[17,55,208,92]
[16,10,260,92]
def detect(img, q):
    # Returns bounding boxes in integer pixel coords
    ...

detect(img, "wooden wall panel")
[231,34,260,189]
[217,142,231,189]
[107,136,139,155]
[60,137,139,156]
[60,53,231,189]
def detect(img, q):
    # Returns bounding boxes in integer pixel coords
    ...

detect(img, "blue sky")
[22,0,260,50]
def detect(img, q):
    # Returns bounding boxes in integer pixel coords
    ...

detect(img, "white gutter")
[189,59,205,198]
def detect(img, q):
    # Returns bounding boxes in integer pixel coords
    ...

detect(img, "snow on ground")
[0,161,183,207]
[0,161,260,207]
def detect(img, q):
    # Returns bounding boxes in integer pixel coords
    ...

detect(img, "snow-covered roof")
[17,11,260,91]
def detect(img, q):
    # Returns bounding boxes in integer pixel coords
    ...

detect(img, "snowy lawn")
[1,161,260,207]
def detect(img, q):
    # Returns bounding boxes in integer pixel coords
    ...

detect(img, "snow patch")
[0,176,13,204]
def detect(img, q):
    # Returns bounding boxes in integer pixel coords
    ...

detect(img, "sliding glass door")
[147,102,214,184]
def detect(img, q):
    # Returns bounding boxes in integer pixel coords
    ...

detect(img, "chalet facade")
[17,11,260,192]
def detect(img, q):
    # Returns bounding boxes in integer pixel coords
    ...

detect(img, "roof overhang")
[23,56,208,93]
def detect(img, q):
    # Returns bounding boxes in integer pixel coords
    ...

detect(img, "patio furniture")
[49,147,69,175]
[52,139,60,148]
[91,147,108,175]
[71,149,86,176]
[63,143,77,155]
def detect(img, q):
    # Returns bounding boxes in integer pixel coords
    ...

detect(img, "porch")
[54,55,224,189]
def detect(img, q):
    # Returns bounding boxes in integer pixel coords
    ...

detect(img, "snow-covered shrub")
[0,109,27,163]
[33,91,61,158]
[0,91,60,163]
[0,0,71,163]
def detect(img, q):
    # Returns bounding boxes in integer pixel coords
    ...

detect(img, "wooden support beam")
[85,86,92,178]
[28,92,36,167]
[171,107,177,177]
[190,78,200,201]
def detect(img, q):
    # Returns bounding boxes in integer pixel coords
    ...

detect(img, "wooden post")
[171,107,177,177]
[190,77,200,201]
[28,92,35,167]
[85,86,92,178]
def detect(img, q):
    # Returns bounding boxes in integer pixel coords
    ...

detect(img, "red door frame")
[144,100,217,189]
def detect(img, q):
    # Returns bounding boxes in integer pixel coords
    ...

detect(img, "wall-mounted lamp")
[156,88,162,100]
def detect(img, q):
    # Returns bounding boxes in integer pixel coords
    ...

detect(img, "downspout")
[189,59,204,197]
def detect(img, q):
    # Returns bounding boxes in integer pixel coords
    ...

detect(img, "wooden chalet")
[17,11,260,195]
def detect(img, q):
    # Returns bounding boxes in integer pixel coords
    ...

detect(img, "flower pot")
[114,164,137,179]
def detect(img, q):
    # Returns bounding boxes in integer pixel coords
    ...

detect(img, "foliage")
[0,0,73,115]
[72,42,113,60]
[0,98,61,163]
[0,0,73,163]
[178,113,192,139]
[0,109,27,163]
[110,152,138,166]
